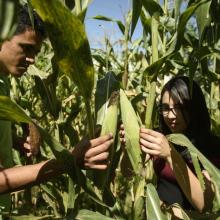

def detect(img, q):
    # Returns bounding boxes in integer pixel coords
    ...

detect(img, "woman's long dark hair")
[159,76,211,153]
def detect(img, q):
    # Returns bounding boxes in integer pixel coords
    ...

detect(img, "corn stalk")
[144,0,159,129]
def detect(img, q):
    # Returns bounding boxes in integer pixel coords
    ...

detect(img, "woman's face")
[161,91,188,133]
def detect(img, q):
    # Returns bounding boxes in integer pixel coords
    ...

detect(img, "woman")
[139,76,220,212]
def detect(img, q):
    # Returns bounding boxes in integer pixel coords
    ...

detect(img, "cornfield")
[0,0,220,219]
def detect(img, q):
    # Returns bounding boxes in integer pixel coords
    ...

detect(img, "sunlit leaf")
[175,0,211,50]
[195,1,211,44]
[31,0,94,101]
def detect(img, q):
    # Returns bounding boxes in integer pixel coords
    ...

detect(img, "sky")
[85,0,143,48]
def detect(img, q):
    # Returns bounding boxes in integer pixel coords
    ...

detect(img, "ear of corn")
[120,89,142,172]
[93,91,119,189]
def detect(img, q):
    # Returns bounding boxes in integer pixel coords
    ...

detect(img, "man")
[0,5,112,211]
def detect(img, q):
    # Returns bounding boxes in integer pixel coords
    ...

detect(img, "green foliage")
[0,0,18,41]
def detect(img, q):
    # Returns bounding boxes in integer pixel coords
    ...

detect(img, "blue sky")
[85,0,143,48]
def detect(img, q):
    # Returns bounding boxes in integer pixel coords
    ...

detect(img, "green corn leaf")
[0,0,18,40]
[31,0,94,101]
[92,15,113,22]
[143,54,171,80]
[195,0,211,45]
[93,15,125,35]
[174,0,183,22]
[9,215,54,220]
[169,203,191,220]
[175,0,211,51]
[120,89,142,172]
[75,209,115,220]
[140,10,151,36]
[133,196,145,220]
[167,133,220,209]
[131,0,142,38]
[142,0,164,17]
[0,96,31,123]
[133,177,145,220]
[190,151,205,191]
[40,183,65,216]
[146,183,167,220]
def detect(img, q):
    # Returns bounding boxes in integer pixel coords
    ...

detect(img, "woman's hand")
[140,128,171,160]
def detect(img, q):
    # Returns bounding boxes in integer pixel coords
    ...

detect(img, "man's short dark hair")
[15,4,46,39]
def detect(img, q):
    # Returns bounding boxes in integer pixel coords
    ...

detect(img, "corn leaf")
[194,1,211,44]
[142,0,164,17]
[0,0,18,40]
[31,0,94,101]
[140,10,151,36]
[143,54,171,81]
[93,15,125,35]
[190,151,205,191]
[131,0,142,38]
[0,96,31,123]
[175,0,210,51]
[133,196,145,220]
[169,204,191,220]
[146,183,167,220]
[133,177,145,220]
[120,89,142,172]
[9,215,53,220]
[75,209,115,220]
[167,133,220,209]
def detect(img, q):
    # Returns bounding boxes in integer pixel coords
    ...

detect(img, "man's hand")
[72,134,113,170]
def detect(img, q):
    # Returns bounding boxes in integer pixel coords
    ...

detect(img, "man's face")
[0,28,42,77]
